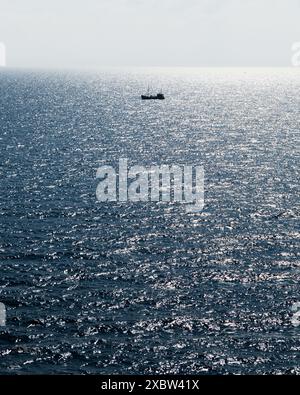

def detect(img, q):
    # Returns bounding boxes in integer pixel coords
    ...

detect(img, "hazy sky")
[0,0,300,68]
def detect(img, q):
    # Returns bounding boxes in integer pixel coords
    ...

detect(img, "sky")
[0,0,300,68]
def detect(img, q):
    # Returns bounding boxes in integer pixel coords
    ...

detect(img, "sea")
[0,67,299,374]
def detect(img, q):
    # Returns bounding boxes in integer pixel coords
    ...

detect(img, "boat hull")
[141,94,165,100]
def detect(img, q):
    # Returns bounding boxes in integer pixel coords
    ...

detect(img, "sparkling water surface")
[0,68,299,374]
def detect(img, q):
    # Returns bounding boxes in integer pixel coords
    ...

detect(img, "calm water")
[0,68,299,374]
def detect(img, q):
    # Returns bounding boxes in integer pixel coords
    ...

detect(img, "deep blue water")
[0,68,299,374]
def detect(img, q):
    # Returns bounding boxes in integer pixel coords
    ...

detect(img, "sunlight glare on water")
[0,68,299,374]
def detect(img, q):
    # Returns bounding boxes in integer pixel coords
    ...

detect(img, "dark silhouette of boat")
[141,87,165,100]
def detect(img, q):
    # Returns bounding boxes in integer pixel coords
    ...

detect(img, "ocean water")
[0,68,299,374]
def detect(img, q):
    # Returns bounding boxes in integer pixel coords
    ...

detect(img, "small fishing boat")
[141,87,165,100]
